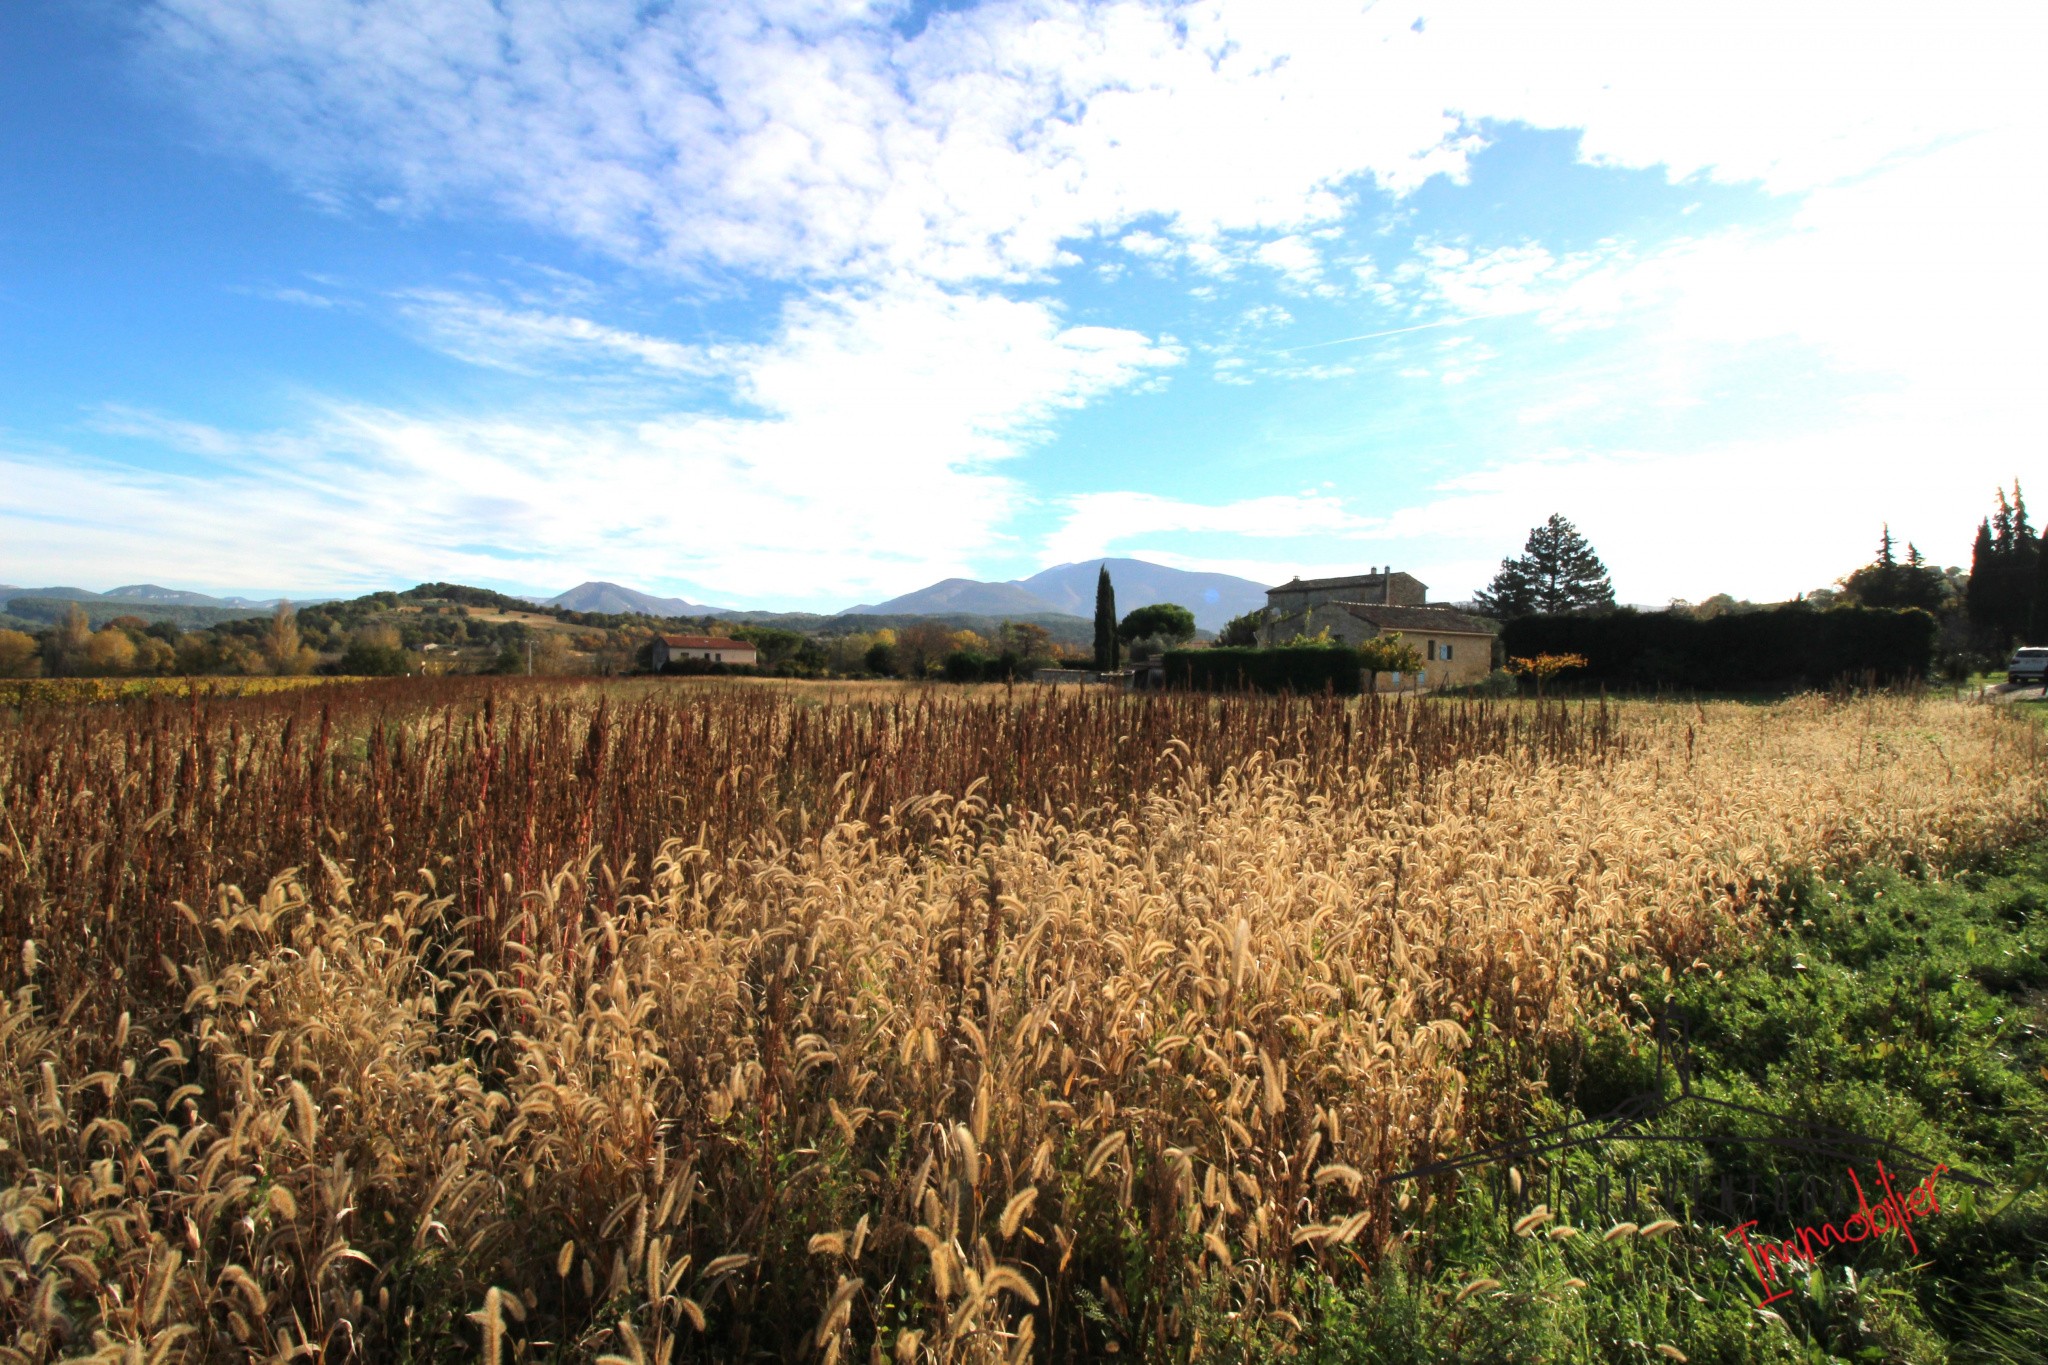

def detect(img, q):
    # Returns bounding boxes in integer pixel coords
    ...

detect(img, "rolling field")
[1,681,2043,1363]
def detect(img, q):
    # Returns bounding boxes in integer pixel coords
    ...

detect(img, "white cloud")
[1031,109,2048,601]
[141,0,1467,283]
[394,290,720,377]
[1423,0,2040,195]
[1254,235,1323,286]
[5,282,1180,603]
[81,0,2047,605]
[146,0,2043,287]
[1371,412,2033,604]
[255,286,344,309]
[1517,385,1609,426]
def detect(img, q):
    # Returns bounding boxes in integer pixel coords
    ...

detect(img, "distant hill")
[0,566,1267,636]
[843,578,1067,618]
[0,585,102,607]
[1017,559,1270,631]
[679,610,1083,648]
[0,583,303,610]
[104,583,293,608]
[1,596,277,629]
[847,559,1271,633]
[542,581,733,617]
[106,583,227,605]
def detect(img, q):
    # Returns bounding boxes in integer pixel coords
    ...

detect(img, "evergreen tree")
[2034,539,2048,643]
[1474,514,1616,619]
[1093,564,1120,672]
[1841,526,1945,611]
[1966,518,1994,632]
[1117,603,1197,646]
[1968,482,2039,648]
[1215,609,1264,648]
[2012,483,2039,642]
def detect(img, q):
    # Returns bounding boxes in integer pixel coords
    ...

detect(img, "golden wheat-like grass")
[0,688,2041,1362]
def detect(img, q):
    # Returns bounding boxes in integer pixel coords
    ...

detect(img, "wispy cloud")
[1254,235,1324,288]
[394,290,722,377]
[146,0,2033,287]
[9,280,1182,603]
[63,0,2040,606]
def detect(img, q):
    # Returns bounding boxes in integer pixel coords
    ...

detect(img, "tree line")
[1964,484,2047,649]
[1088,564,1199,672]
[1465,483,2040,686]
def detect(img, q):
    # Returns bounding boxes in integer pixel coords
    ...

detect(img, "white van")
[2008,647,2048,684]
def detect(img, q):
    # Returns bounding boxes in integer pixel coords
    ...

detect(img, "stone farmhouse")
[651,634,758,669]
[1258,568,1497,689]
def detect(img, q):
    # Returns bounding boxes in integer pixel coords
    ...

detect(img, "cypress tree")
[2014,482,2038,640]
[1966,483,2039,649]
[1093,564,1120,672]
[2033,537,2048,643]
[1967,518,1994,633]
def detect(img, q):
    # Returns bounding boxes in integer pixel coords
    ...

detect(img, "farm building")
[651,634,758,668]
[1265,568,1429,615]
[1259,568,1496,689]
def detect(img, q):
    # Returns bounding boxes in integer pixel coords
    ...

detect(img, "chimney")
[1383,568,1392,605]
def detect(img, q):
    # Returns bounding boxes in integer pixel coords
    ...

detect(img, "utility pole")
[526,638,533,677]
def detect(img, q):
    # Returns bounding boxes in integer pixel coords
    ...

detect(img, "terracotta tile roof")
[1269,570,1428,595]
[1335,604,1496,634]
[657,634,753,650]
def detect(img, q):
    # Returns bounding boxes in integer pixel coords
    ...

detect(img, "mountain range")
[843,559,1270,632]
[537,581,734,617]
[0,583,303,610]
[3,560,1275,633]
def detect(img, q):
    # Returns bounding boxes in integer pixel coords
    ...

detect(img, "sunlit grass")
[2,686,2044,1361]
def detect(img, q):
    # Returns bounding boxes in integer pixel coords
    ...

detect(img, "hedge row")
[1500,604,1937,690]
[939,650,1058,683]
[658,659,762,678]
[1161,645,1364,694]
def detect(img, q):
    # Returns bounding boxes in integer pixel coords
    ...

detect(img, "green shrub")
[337,642,410,676]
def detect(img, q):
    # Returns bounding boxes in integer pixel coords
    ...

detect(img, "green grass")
[1235,848,2048,1364]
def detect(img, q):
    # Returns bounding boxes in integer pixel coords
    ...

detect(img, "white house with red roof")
[651,633,758,669]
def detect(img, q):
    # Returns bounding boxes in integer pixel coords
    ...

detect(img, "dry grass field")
[1,682,2042,1363]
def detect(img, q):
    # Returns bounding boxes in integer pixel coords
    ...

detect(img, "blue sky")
[2,0,2042,610]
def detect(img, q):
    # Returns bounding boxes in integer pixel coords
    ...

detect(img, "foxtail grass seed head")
[1455,1278,1502,1305]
